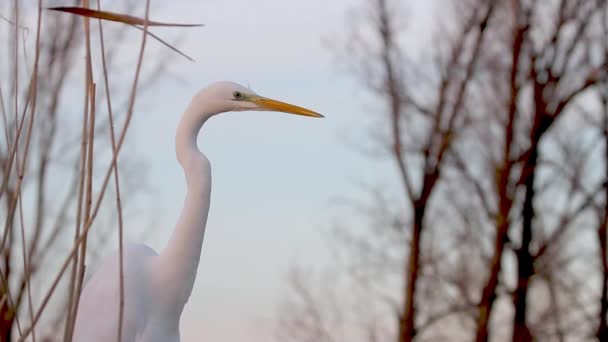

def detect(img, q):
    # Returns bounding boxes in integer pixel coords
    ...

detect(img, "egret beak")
[250,96,324,118]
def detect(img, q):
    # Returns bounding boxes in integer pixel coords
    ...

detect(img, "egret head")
[192,81,323,119]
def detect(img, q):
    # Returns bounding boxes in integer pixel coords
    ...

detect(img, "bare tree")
[280,0,497,340]
[472,1,607,341]
[279,0,608,341]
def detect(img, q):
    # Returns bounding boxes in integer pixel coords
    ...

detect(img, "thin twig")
[96,1,127,340]
[65,2,95,338]
[62,82,90,342]
[47,6,201,27]
[20,1,152,339]
[17,196,36,342]
[47,6,201,62]
[0,1,43,338]
[0,0,43,257]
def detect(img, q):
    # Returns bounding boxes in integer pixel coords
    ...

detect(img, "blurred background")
[1,0,608,341]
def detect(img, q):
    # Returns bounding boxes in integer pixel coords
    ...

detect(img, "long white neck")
[156,100,212,315]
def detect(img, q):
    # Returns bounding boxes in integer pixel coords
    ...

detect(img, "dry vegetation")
[0,1,197,340]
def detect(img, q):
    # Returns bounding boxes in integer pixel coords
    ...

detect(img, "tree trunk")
[475,8,526,339]
[512,145,537,342]
[475,220,509,342]
[399,206,425,342]
[597,84,608,341]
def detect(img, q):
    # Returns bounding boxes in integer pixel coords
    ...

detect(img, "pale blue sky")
[9,1,603,341]
[11,0,431,340]
[120,1,431,341]
[113,1,368,341]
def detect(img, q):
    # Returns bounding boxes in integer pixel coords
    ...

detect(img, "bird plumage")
[72,81,321,342]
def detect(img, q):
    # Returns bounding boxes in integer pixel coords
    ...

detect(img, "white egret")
[72,81,323,342]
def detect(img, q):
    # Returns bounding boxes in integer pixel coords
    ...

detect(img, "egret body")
[72,81,322,342]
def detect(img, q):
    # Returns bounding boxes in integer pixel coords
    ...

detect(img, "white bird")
[72,81,323,342]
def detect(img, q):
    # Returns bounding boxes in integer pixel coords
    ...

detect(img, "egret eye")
[233,91,242,99]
